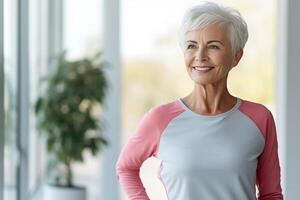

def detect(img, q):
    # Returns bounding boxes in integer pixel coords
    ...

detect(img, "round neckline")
[177,97,241,118]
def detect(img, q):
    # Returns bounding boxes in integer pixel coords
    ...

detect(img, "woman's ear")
[232,48,243,67]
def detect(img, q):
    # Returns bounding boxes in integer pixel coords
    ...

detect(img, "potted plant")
[34,52,108,200]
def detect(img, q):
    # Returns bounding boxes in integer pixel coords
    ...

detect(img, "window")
[64,0,103,199]
[4,0,18,199]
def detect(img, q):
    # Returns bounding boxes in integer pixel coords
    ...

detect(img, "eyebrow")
[185,40,197,44]
[207,40,224,45]
[185,40,224,46]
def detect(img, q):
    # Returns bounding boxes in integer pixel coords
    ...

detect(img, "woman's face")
[184,24,242,85]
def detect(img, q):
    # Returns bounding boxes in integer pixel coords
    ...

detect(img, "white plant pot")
[43,184,86,200]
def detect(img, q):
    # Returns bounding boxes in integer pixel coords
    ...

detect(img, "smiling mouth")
[192,66,214,72]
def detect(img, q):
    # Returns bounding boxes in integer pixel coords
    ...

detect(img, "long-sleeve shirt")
[116,97,284,200]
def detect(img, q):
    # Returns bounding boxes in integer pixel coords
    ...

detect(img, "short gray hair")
[179,2,248,53]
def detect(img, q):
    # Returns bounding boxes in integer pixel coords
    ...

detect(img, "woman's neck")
[182,82,236,115]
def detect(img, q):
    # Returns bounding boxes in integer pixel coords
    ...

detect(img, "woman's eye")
[187,44,196,49]
[208,45,219,49]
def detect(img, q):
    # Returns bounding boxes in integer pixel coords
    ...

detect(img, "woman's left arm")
[256,111,284,200]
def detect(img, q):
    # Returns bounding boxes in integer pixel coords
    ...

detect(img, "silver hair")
[178,2,248,54]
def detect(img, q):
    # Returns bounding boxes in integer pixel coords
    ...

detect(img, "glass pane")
[4,0,18,199]
[64,0,103,60]
[28,0,48,197]
[64,0,103,199]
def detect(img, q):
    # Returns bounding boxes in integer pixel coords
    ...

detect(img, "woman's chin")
[190,77,214,85]
[189,73,228,86]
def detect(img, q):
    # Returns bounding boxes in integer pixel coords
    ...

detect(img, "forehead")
[185,24,229,43]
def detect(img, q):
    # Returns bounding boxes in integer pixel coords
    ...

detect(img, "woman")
[116,2,283,200]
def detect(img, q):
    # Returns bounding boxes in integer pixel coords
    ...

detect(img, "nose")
[195,47,208,61]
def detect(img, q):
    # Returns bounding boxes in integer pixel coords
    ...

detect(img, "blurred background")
[0,0,299,200]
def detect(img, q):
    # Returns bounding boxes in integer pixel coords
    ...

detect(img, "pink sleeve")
[116,102,183,200]
[256,111,283,200]
[239,101,284,199]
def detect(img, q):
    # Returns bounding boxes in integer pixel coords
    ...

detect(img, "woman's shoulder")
[142,98,184,122]
[238,98,274,120]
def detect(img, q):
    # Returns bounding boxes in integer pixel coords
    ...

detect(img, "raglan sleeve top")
[115,98,283,200]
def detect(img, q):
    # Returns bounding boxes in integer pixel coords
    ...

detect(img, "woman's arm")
[116,101,184,199]
[116,108,161,200]
[239,100,284,199]
[256,110,284,200]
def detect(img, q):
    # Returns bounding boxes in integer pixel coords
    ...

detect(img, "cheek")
[214,53,232,66]
[184,53,193,66]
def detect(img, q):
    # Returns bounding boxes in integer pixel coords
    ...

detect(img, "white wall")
[276,0,300,199]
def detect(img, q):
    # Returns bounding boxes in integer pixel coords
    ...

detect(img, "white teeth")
[193,66,213,72]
